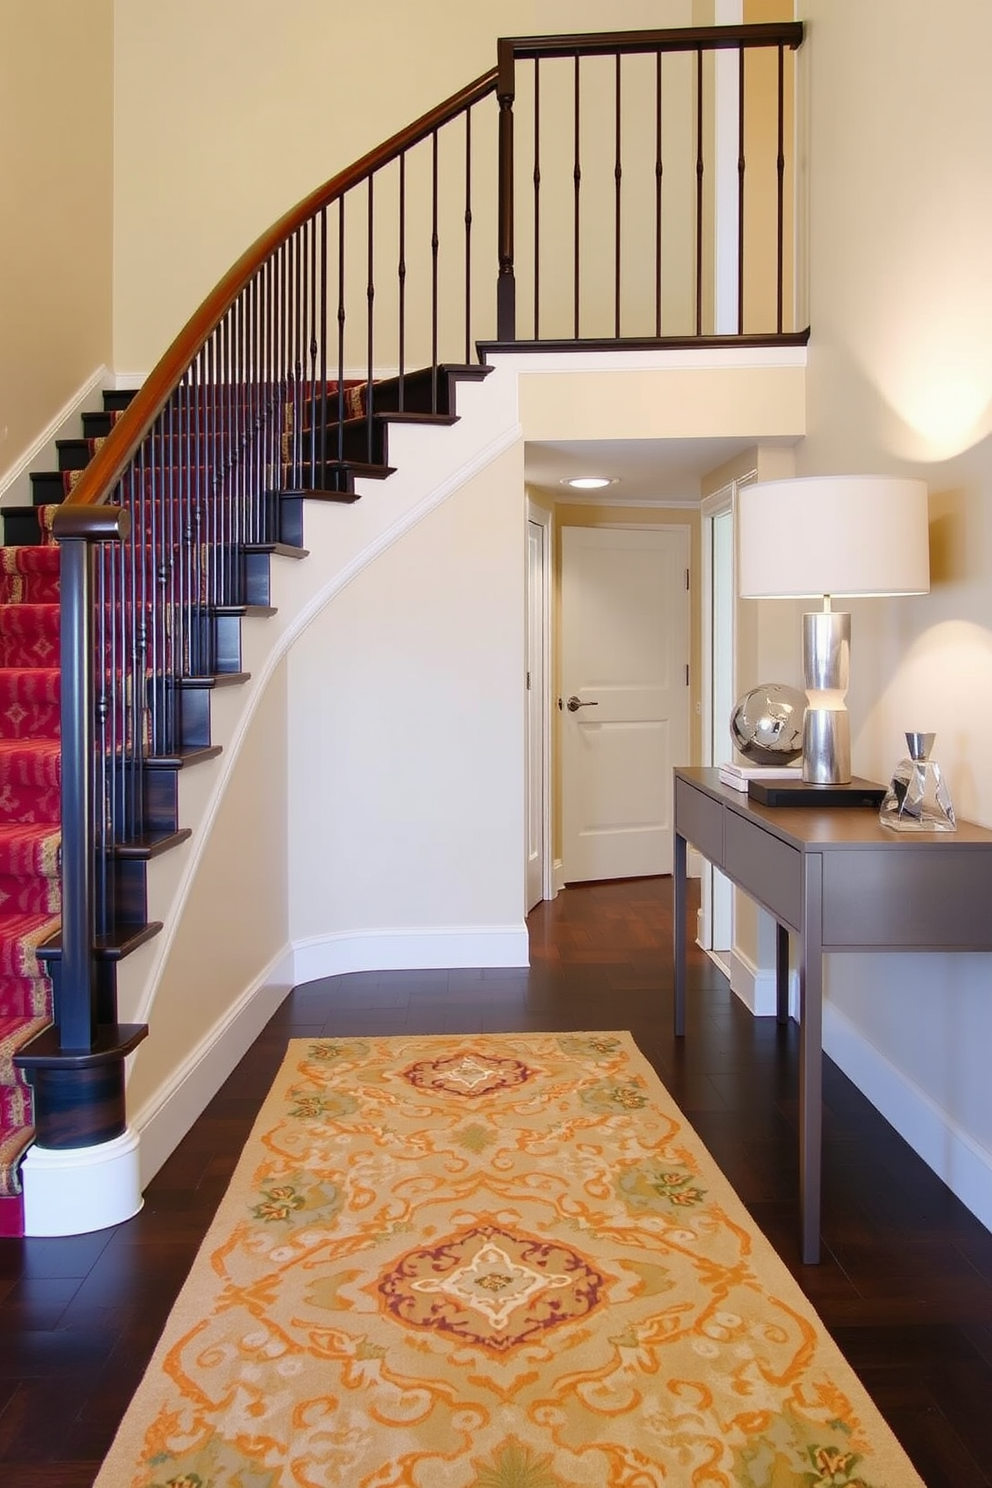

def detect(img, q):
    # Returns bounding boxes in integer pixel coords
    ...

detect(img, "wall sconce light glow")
[561,476,617,490]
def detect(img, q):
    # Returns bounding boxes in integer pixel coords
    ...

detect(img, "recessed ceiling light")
[560,476,617,490]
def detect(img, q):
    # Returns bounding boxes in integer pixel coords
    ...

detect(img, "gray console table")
[673,766,992,1263]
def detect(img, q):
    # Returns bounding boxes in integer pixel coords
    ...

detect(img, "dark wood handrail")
[58,66,498,520]
[507,22,804,60]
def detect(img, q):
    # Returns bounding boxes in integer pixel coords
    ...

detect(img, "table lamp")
[737,475,930,785]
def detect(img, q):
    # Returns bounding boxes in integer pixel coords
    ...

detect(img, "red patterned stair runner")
[0,540,61,1203]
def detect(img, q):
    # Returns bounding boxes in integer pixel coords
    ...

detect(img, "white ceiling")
[524,436,760,506]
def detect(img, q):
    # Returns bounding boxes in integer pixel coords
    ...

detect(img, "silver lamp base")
[802,610,851,785]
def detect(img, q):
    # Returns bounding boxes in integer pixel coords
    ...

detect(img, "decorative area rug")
[96,1033,924,1487]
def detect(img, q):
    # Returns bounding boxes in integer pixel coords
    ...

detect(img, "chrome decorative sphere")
[730,683,806,764]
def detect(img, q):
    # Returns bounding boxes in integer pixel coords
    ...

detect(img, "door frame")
[699,473,754,957]
[526,499,554,906]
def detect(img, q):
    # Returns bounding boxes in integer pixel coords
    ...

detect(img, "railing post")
[57,526,100,1050]
[15,504,148,1157]
[496,37,516,341]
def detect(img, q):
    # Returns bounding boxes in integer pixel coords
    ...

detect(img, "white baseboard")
[22,1128,142,1236]
[728,945,799,1017]
[726,956,992,1232]
[0,365,109,508]
[293,924,530,986]
[105,370,145,391]
[131,947,296,1189]
[553,859,566,893]
[823,1002,992,1234]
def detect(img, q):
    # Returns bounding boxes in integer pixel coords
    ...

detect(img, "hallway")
[1,877,990,1486]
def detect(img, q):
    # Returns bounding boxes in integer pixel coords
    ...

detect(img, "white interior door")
[562,525,690,883]
[525,511,550,911]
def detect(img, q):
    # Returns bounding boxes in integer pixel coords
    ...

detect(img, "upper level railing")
[47,21,805,1063]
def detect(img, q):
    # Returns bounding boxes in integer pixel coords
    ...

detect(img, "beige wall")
[111,0,696,374]
[0,0,113,478]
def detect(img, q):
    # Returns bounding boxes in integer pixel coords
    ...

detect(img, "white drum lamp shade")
[737,476,930,785]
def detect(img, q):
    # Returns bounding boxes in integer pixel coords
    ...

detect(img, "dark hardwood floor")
[1,876,990,1486]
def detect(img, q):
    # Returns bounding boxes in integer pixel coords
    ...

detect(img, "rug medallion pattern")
[95,1032,924,1487]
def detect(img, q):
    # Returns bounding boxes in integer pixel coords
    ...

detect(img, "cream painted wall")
[0,0,113,477]
[111,0,695,374]
[125,658,291,1147]
[287,443,526,952]
[755,0,992,1219]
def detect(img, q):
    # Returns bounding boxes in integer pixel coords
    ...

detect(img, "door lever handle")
[566,695,599,712]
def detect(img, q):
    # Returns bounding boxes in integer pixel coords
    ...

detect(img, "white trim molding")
[728,945,799,1019]
[130,948,295,1189]
[22,1127,142,1236]
[293,924,530,986]
[824,1001,992,1234]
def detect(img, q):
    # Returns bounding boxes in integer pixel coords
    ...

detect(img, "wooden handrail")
[58,66,498,519]
[507,22,804,60]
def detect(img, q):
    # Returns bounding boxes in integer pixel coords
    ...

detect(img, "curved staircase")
[0,366,491,1228]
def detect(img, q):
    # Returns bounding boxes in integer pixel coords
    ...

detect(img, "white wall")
[755,0,992,1226]
[288,442,528,977]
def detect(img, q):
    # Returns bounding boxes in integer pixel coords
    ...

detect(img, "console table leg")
[799,853,824,1264]
[776,922,790,1024]
[674,831,687,1036]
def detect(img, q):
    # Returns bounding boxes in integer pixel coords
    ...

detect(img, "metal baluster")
[222,311,232,609]
[366,178,375,461]
[191,353,204,677]
[96,542,109,939]
[207,332,218,664]
[738,46,746,336]
[776,42,785,334]
[110,514,121,856]
[143,412,156,828]
[308,218,318,488]
[573,55,581,339]
[278,239,289,527]
[249,279,259,593]
[431,127,439,411]
[695,47,704,337]
[294,229,304,487]
[465,105,473,363]
[532,61,540,341]
[128,451,142,839]
[264,253,276,546]
[337,200,346,472]
[319,209,328,497]
[614,52,622,339]
[655,50,663,337]
[398,151,406,410]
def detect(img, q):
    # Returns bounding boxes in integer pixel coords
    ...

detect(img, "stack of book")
[717,761,803,793]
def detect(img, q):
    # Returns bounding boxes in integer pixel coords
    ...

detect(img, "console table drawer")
[675,779,724,865]
[724,813,801,927]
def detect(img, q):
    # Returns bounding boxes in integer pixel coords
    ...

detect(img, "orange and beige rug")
[96,1032,925,1486]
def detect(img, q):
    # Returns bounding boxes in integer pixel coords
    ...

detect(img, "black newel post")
[15,505,147,1152]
